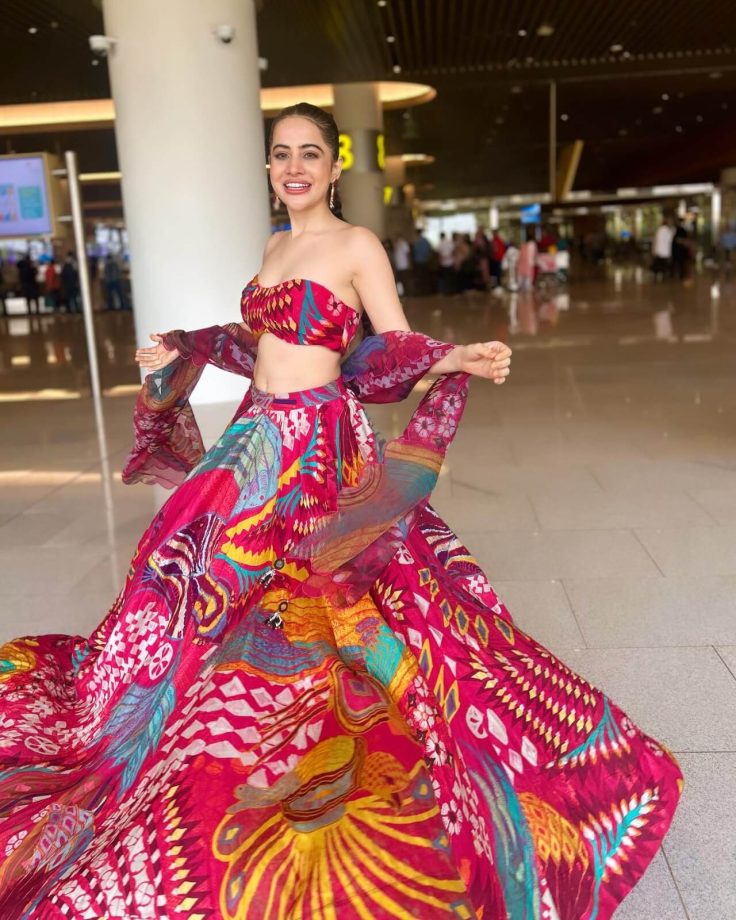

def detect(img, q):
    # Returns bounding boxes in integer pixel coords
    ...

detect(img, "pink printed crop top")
[240,277,361,355]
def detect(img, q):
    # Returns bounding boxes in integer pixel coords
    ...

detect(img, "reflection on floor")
[2,270,735,919]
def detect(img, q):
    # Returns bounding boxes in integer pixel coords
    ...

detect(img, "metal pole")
[549,80,557,203]
[65,150,103,404]
[64,150,120,579]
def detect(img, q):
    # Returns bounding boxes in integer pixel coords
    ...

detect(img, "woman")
[0,104,680,918]
[518,229,538,292]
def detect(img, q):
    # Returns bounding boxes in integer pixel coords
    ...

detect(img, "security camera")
[88,34,116,56]
[215,24,235,44]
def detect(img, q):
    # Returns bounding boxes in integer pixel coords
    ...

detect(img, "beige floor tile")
[555,646,736,752]
[0,511,76,546]
[664,753,736,920]
[0,592,116,645]
[613,850,687,920]
[689,487,736,525]
[532,489,713,530]
[493,579,586,649]
[716,646,736,678]
[464,529,661,581]
[431,482,539,532]
[635,525,736,577]
[71,548,137,599]
[590,459,736,494]
[564,576,736,647]
[0,544,110,595]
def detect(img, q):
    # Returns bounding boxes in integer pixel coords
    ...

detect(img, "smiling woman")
[0,101,680,920]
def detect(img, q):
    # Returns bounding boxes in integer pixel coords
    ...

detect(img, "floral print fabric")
[0,329,682,919]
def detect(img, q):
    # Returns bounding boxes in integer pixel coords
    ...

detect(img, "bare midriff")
[252,333,343,393]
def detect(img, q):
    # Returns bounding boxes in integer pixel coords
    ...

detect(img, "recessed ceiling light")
[28,26,38,34]
[50,21,59,29]
[537,24,555,37]
[619,128,628,136]
[377,0,387,6]
[610,43,623,53]
[710,71,723,79]
[91,59,100,66]
[722,102,729,109]
[675,125,683,132]
[661,93,669,100]
[652,106,663,114]
[696,114,704,122]
[392,64,401,73]
[386,35,395,42]
[518,28,527,37]
[560,113,569,121]
[511,85,522,94]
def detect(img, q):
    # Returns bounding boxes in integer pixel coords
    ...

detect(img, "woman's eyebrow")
[271,143,324,151]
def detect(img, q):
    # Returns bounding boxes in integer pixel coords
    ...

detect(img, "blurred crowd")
[0,252,130,317]
[383,226,569,297]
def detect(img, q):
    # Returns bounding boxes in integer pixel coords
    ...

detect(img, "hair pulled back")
[268,102,344,219]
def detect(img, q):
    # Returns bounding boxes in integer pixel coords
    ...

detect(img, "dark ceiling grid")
[395,0,417,72]
[319,0,376,82]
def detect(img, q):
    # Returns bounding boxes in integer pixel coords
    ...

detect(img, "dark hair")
[268,102,344,219]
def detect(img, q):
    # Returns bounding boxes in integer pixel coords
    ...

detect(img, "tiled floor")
[2,267,736,917]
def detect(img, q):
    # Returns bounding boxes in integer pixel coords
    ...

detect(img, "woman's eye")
[274,152,287,160]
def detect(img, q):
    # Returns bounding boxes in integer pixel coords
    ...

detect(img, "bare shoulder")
[263,230,288,257]
[342,224,388,268]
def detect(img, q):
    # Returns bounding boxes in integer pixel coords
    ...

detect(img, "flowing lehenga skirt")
[0,377,681,919]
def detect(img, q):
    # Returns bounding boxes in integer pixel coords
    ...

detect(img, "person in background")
[501,239,520,292]
[472,227,491,290]
[670,218,690,281]
[411,228,434,296]
[61,252,81,313]
[392,233,412,297]
[104,254,125,310]
[44,259,61,311]
[652,218,674,281]
[539,224,557,252]
[0,260,8,317]
[518,229,538,292]
[17,252,40,315]
[720,221,736,268]
[490,229,506,288]
[453,233,474,293]
[437,231,455,294]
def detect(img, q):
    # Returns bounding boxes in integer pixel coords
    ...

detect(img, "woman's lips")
[283,182,312,195]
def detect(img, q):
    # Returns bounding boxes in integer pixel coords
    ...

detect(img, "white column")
[102,0,270,403]
[332,83,385,237]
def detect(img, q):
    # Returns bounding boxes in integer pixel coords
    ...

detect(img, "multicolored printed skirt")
[0,377,681,918]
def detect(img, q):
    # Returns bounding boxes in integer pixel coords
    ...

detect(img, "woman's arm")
[349,227,512,384]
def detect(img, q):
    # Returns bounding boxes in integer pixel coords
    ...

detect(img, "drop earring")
[329,182,335,210]
[272,192,281,210]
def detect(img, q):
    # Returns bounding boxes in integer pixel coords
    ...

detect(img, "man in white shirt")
[437,232,455,294]
[652,219,674,280]
[392,234,412,296]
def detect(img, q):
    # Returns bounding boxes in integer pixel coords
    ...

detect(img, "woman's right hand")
[135,333,180,373]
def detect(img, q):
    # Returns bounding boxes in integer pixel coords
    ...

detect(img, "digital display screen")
[520,203,541,225]
[0,155,52,237]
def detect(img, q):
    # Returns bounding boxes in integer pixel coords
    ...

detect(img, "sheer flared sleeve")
[291,330,471,606]
[122,323,257,488]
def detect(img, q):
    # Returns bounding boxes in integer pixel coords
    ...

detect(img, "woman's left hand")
[457,341,512,384]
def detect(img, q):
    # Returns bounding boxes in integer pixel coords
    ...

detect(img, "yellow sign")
[338,132,385,172]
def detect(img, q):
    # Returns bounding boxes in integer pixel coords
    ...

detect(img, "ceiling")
[2,0,736,206]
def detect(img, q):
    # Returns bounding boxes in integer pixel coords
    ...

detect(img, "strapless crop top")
[240,277,361,355]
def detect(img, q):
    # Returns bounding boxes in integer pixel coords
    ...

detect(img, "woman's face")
[269,116,341,213]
